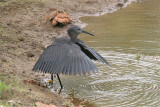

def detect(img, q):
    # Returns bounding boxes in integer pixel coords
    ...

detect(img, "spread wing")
[76,39,109,65]
[32,38,98,75]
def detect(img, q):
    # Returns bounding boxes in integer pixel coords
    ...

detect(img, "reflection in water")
[52,0,160,106]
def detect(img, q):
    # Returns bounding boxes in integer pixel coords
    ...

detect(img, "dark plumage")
[32,25,109,90]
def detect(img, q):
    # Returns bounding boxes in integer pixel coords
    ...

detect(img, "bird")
[32,25,109,91]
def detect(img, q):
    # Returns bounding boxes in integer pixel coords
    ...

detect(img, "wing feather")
[80,57,87,75]
[69,52,75,75]
[45,61,50,73]
[76,39,109,65]
[54,47,64,74]
[68,50,74,75]
[78,58,82,76]
[39,62,45,72]
[32,37,98,75]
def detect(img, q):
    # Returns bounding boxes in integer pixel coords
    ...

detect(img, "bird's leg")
[57,74,63,94]
[57,74,63,90]
[51,74,53,81]
[48,74,54,85]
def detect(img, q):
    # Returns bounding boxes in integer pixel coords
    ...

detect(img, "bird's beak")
[82,30,94,36]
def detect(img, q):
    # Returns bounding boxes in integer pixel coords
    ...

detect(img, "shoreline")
[69,0,137,27]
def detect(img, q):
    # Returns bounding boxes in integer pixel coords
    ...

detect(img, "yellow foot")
[47,80,53,85]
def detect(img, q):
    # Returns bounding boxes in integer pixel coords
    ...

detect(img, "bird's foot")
[47,80,54,85]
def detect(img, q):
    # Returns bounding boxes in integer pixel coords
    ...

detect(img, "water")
[53,0,160,106]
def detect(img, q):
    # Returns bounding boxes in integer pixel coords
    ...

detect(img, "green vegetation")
[0,81,10,97]
[0,73,22,106]
[0,26,4,32]
[0,102,15,107]
[2,33,9,37]
[0,39,3,43]
[136,53,141,61]
[4,2,8,6]
[0,1,9,7]
[63,99,74,107]
[0,74,22,92]
[0,26,8,37]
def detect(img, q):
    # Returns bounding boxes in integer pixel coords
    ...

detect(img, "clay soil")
[0,0,132,106]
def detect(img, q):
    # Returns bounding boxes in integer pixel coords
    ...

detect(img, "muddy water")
[54,0,160,106]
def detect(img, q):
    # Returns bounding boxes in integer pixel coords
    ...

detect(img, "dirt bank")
[0,0,136,106]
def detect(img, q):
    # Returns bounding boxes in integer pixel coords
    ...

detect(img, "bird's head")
[67,25,94,37]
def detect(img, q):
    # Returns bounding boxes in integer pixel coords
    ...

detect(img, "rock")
[18,37,24,41]
[116,3,124,7]
[31,41,38,47]
[45,8,71,27]
[1,58,7,62]
[7,21,12,26]
[40,45,46,50]
[27,52,35,57]
[124,0,128,3]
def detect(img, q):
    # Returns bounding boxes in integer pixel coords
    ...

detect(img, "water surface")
[54,0,160,106]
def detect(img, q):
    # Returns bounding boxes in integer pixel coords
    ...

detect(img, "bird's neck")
[68,31,78,43]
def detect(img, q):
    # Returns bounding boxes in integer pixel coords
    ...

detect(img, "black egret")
[32,25,109,91]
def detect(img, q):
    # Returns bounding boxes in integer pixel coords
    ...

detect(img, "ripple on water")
[87,51,160,106]
[56,50,160,107]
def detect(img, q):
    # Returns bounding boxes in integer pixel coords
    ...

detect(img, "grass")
[2,33,9,37]
[0,79,13,107]
[0,73,23,106]
[0,26,4,32]
[0,1,9,7]
[0,81,10,97]
[0,39,3,43]
[4,2,8,6]
[11,76,23,92]
[0,26,9,37]
[0,102,14,107]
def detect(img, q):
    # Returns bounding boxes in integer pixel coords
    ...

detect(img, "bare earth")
[0,0,134,106]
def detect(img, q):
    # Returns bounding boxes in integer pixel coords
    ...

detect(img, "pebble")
[18,37,24,41]
[1,58,7,62]
[27,52,35,57]
[116,3,124,7]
